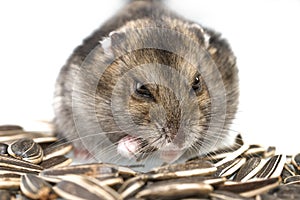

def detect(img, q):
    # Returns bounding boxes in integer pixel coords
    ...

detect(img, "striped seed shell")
[0,173,21,189]
[218,158,246,178]
[53,175,121,200]
[148,160,216,180]
[119,176,146,199]
[8,139,43,164]
[20,174,56,200]
[40,156,72,169]
[0,143,8,155]
[210,190,252,200]
[292,153,300,170]
[218,177,281,198]
[255,155,286,179]
[136,181,213,199]
[0,125,23,132]
[40,163,119,180]
[284,175,300,185]
[43,143,73,161]
[234,157,262,182]
[0,155,43,173]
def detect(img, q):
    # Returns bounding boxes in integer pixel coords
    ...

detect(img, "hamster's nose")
[162,127,177,143]
[161,126,185,148]
[162,127,178,143]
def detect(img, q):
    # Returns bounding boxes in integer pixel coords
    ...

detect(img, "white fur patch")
[117,136,140,159]
[99,36,113,56]
[99,30,127,56]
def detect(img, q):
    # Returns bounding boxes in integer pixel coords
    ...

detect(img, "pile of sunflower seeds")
[0,124,300,200]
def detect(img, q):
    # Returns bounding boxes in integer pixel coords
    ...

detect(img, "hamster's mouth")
[117,135,184,163]
[159,143,184,163]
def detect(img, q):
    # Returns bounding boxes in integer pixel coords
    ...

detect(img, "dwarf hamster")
[53,0,239,171]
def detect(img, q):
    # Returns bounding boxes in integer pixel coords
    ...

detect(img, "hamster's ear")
[188,23,211,50]
[110,31,126,47]
[99,30,127,57]
[188,23,230,57]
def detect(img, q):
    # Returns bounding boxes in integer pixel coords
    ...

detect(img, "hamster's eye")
[135,82,154,99]
[192,75,202,92]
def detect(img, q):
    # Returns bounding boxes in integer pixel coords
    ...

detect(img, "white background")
[0,0,299,154]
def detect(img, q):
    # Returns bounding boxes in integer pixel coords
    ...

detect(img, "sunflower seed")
[161,176,226,186]
[98,177,124,187]
[218,177,281,197]
[148,160,216,180]
[40,156,72,169]
[0,155,43,173]
[37,174,61,184]
[8,139,43,164]
[20,174,56,200]
[286,155,293,165]
[218,158,246,178]
[53,175,121,200]
[117,165,138,178]
[234,157,262,182]
[284,175,300,185]
[0,173,21,189]
[203,150,235,163]
[119,176,146,199]
[0,125,23,132]
[255,155,285,179]
[0,133,26,143]
[0,131,54,144]
[214,144,249,167]
[281,164,296,180]
[0,166,39,176]
[215,159,237,177]
[32,136,58,144]
[198,135,244,163]
[263,146,276,158]
[118,175,147,191]
[43,142,73,161]
[291,153,300,171]
[150,176,226,188]
[203,151,233,163]
[242,145,265,157]
[136,181,213,199]
[210,190,252,200]
[40,163,119,180]
[0,143,8,155]
[235,134,244,146]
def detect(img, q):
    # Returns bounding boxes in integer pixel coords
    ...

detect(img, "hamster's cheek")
[128,98,151,125]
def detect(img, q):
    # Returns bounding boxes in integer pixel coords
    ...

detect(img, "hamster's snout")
[123,71,210,162]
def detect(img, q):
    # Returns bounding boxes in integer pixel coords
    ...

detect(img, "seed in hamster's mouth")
[117,136,157,161]
[117,136,141,159]
[159,144,183,163]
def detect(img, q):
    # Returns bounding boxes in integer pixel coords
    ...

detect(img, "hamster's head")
[105,49,213,162]
[72,21,238,170]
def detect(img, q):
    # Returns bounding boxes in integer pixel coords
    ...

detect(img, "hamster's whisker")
[63,131,123,144]
[198,124,239,133]
[45,138,73,149]
[89,143,122,163]
[134,135,163,160]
